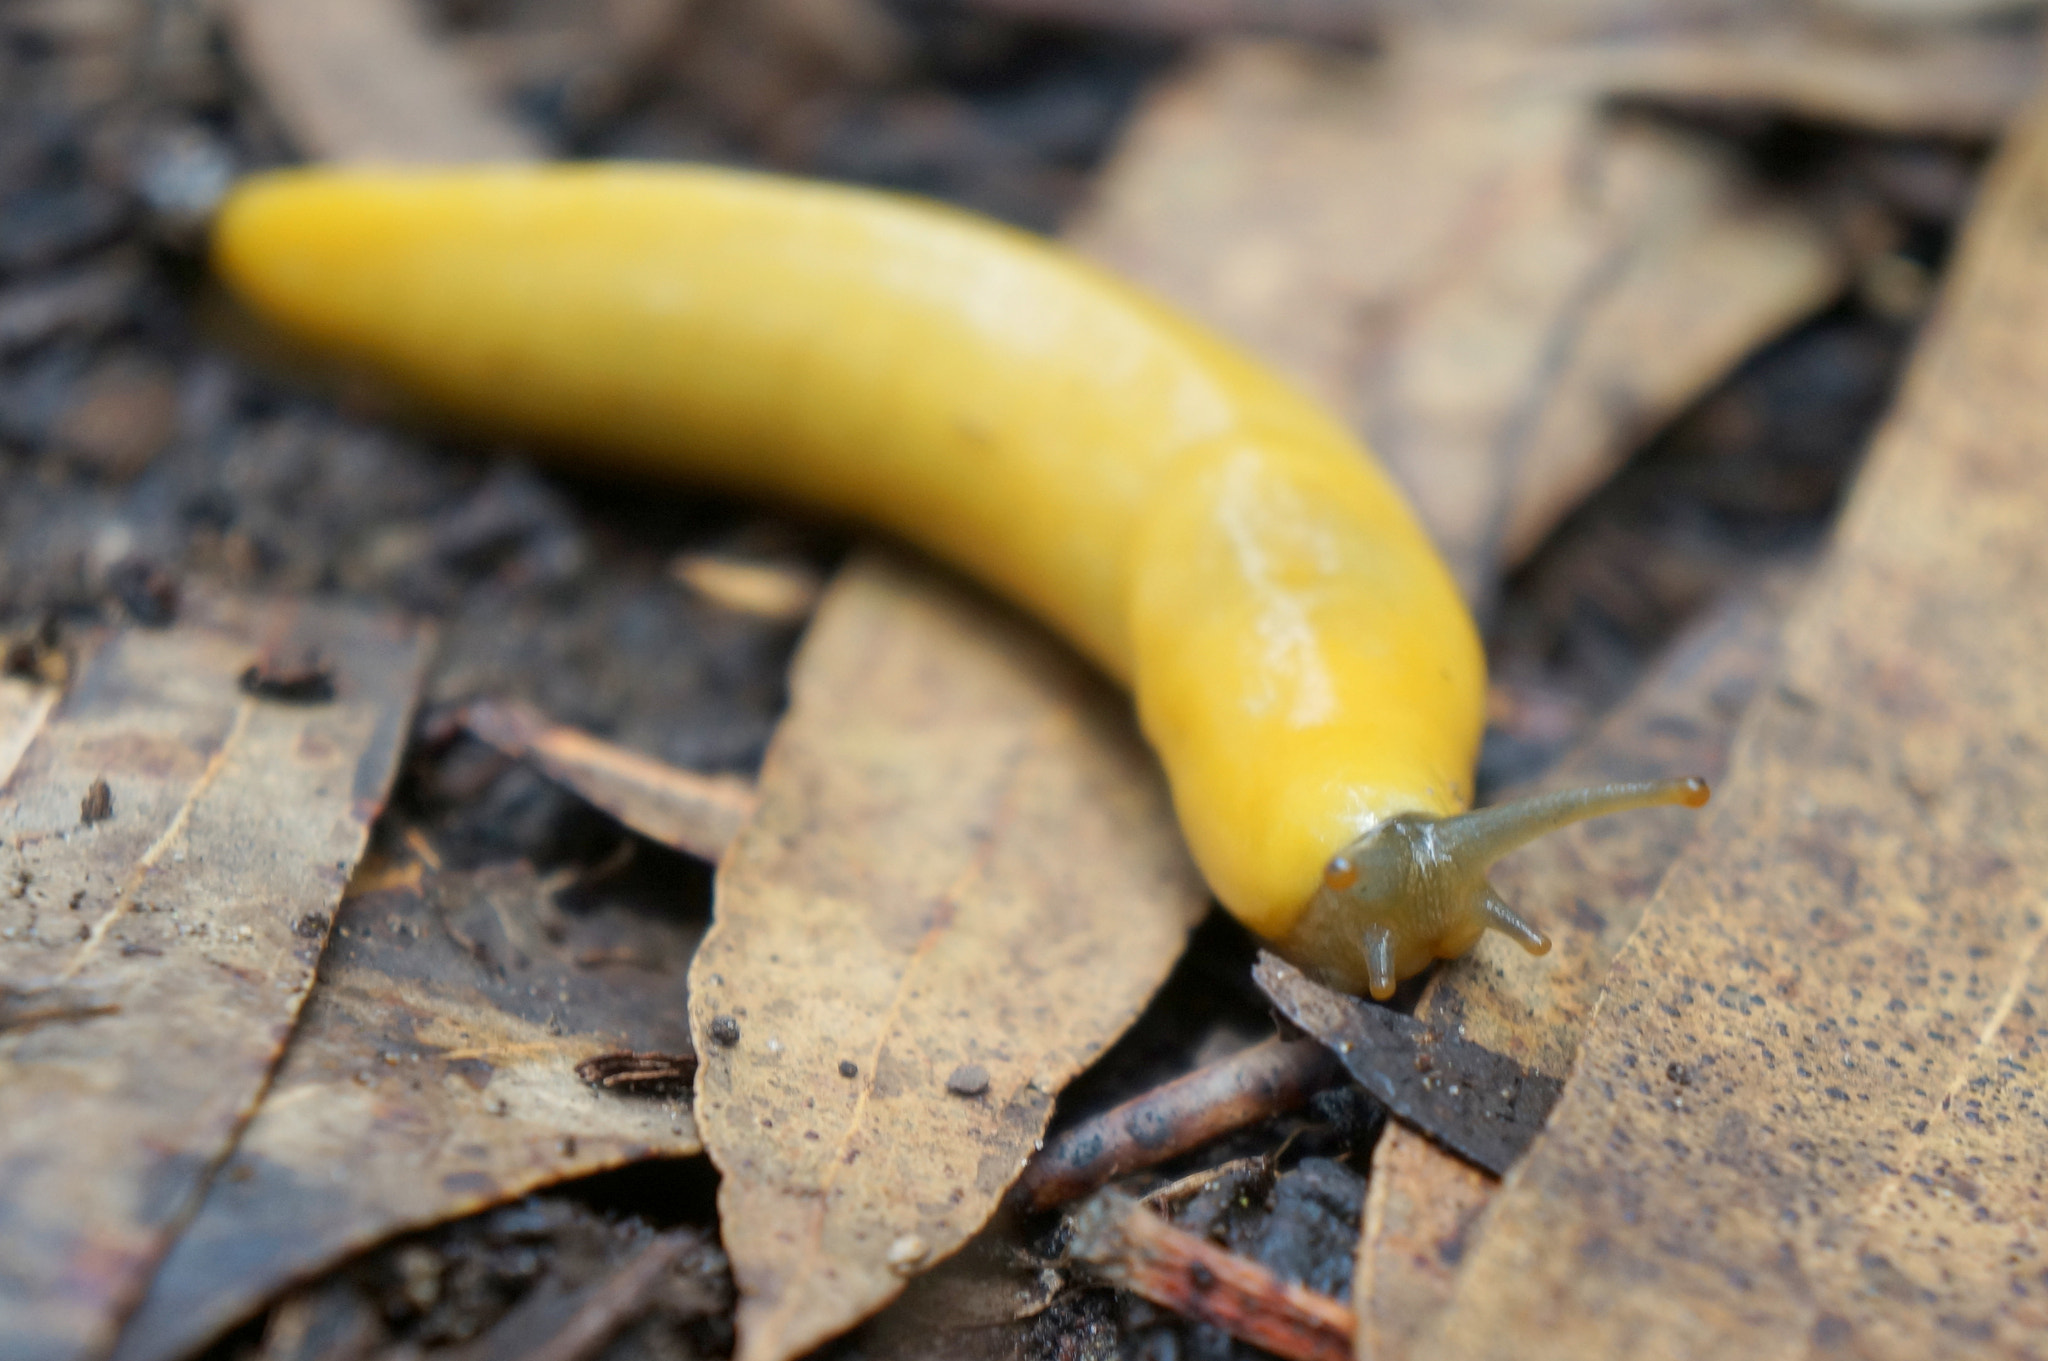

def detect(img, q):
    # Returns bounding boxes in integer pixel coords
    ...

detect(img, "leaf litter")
[0,593,429,1361]
[8,2,2039,1358]
[109,839,708,1361]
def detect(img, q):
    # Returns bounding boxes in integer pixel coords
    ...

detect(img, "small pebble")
[945,1063,989,1097]
[886,1235,928,1274]
[709,1014,741,1046]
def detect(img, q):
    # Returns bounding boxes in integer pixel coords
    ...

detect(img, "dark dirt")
[0,2,1983,1360]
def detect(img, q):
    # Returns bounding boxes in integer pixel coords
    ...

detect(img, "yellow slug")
[211,164,1707,999]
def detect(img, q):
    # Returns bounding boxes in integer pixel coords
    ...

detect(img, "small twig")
[1068,1188,1355,1361]
[499,1233,694,1361]
[1011,1035,1339,1213]
[1139,1155,1273,1217]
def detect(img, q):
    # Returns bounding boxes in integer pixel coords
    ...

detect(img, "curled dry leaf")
[689,551,1207,1361]
[0,595,428,1361]
[109,853,705,1361]
[1353,580,1795,1361]
[1068,38,1840,604]
[1429,68,2048,1361]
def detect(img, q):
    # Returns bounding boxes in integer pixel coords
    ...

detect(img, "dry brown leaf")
[449,0,694,116]
[689,551,1207,1361]
[108,852,704,1361]
[1352,580,1794,1360]
[0,595,428,1361]
[962,0,1378,42]
[969,0,2047,45]
[1427,64,2048,1360]
[1355,1127,1497,1361]
[221,0,542,163]
[461,697,759,862]
[1595,30,2040,139]
[1069,39,1841,604]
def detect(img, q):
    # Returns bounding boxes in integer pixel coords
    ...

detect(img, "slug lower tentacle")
[208,163,1709,999]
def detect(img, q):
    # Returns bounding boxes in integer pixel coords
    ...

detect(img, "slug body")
[214,164,1704,998]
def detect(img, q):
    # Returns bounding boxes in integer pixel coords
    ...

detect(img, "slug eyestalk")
[1276,777,1711,1000]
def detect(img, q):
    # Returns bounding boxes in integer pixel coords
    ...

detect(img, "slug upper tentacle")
[209,164,1711,1001]
[1278,777,1711,999]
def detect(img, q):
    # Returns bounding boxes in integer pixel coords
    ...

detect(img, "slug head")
[1275,777,1709,1000]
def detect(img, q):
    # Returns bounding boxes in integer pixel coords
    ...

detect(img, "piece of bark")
[1255,956,1567,1176]
[461,697,759,862]
[1068,39,1843,605]
[1352,581,1794,1360]
[689,550,1207,1361]
[108,849,705,1361]
[1068,1188,1357,1361]
[0,595,428,1361]
[221,0,543,163]
[1427,60,2048,1361]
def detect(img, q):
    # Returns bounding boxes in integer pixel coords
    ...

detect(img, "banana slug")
[211,164,1708,999]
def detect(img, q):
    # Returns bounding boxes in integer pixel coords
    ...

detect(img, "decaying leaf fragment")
[1069,38,1841,603]
[1429,70,2048,1361]
[461,696,759,862]
[690,551,1208,1361]
[0,595,428,1361]
[108,852,705,1361]
[1352,582,1792,1361]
